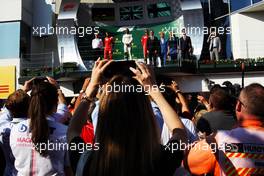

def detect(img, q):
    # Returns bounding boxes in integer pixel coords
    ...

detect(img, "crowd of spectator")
[0,59,264,175]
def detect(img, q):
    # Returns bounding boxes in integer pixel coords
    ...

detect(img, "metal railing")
[20,52,55,77]
[19,40,264,77]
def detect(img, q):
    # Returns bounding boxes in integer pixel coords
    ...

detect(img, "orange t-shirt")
[185,138,221,176]
[185,119,264,176]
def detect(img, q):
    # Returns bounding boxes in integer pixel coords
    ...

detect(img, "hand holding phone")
[103,60,137,79]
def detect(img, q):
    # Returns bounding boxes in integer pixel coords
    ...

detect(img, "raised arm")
[73,78,91,113]
[170,81,191,115]
[67,59,113,143]
[130,62,187,143]
[197,95,211,111]
[47,77,71,123]
[46,77,66,104]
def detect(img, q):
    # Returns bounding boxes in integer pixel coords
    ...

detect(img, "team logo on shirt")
[18,124,28,132]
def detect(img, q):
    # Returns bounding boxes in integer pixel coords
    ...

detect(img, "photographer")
[67,59,186,175]
[8,77,72,175]
[160,83,198,145]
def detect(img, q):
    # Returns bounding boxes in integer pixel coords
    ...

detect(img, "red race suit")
[104,37,113,60]
[141,35,148,58]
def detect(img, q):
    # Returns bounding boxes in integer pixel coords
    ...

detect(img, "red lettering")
[17,137,32,143]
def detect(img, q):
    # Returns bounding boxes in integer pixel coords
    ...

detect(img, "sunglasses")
[237,98,246,107]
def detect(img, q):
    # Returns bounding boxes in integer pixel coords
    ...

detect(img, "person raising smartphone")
[9,78,71,175]
[68,59,187,176]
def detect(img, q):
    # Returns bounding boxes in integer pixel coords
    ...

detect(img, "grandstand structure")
[0,0,264,96]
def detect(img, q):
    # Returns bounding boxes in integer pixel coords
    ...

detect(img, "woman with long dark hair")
[10,79,71,175]
[68,59,187,176]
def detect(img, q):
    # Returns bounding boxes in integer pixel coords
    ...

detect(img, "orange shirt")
[185,119,264,176]
[185,138,221,176]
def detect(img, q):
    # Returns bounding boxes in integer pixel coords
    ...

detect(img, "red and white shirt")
[9,117,69,176]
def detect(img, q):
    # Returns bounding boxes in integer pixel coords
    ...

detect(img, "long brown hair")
[28,82,58,156]
[87,75,160,176]
[5,89,30,118]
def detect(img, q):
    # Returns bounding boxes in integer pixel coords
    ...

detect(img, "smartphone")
[103,60,137,79]
[32,77,48,86]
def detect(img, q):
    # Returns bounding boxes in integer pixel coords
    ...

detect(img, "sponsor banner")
[226,143,264,154]
[0,66,15,99]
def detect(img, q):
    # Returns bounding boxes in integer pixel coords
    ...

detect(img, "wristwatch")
[81,94,95,102]
[175,90,181,94]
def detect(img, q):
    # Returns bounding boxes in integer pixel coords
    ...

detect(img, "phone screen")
[103,60,137,79]
[32,77,48,85]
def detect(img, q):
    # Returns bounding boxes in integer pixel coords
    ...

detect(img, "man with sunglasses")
[185,83,264,176]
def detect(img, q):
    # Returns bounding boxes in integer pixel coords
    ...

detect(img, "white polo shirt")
[9,118,69,176]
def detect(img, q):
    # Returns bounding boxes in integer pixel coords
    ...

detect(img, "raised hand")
[86,58,113,98]
[129,62,157,94]
[22,77,35,92]
[46,76,60,89]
